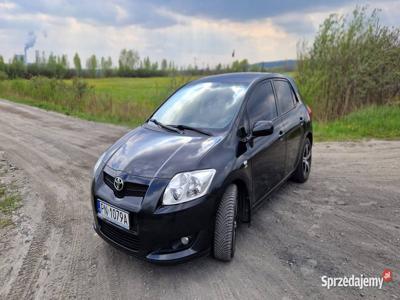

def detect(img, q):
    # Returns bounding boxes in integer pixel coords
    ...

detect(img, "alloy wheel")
[302,142,311,177]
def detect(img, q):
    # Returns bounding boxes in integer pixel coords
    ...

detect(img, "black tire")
[213,184,238,262]
[291,138,312,183]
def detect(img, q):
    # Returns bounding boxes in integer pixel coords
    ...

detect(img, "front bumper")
[93,217,211,264]
[91,171,217,263]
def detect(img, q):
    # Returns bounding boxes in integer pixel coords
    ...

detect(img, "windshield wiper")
[149,119,181,134]
[170,124,212,136]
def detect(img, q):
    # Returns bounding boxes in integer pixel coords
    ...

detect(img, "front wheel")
[291,138,312,183]
[213,184,238,262]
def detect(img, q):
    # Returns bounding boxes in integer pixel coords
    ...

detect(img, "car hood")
[105,126,223,179]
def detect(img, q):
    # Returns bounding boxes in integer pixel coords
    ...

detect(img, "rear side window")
[247,81,277,126]
[274,80,296,115]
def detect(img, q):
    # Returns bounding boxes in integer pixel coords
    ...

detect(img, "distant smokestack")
[24,31,37,64]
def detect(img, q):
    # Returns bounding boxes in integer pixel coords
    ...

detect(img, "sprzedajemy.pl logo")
[321,269,393,290]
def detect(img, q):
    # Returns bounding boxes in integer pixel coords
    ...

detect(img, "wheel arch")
[231,178,251,223]
[306,131,313,145]
[292,130,313,176]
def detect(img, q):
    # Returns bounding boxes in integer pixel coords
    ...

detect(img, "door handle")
[279,130,284,136]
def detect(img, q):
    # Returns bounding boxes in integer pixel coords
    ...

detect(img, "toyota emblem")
[114,177,124,191]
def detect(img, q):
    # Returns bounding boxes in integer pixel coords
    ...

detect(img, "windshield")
[150,81,248,130]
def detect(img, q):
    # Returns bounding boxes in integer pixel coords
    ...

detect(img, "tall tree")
[151,61,158,71]
[101,56,113,76]
[118,49,139,71]
[86,54,98,77]
[9,55,26,78]
[60,54,68,68]
[47,53,57,76]
[0,55,5,71]
[55,54,68,78]
[34,50,42,65]
[73,53,82,75]
[168,61,176,72]
[41,51,47,65]
[161,59,168,71]
[143,56,151,70]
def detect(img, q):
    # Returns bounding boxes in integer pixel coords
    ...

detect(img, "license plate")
[97,200,130,230]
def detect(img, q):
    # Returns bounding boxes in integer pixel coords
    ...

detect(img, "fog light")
[180,236,189,245]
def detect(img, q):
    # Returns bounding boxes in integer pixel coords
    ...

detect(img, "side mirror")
[252,120,274,137]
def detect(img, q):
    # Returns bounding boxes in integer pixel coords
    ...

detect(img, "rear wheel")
[291,138,312,183]
[213,184,238,262]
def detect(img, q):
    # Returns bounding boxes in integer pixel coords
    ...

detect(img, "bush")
[0,71,8,80]
[297,7,400,120]
[72,77,91,100]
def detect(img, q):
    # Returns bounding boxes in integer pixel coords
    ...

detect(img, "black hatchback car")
[91,72,312,263]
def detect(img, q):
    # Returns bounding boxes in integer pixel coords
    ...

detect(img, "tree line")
[0,48,273,79]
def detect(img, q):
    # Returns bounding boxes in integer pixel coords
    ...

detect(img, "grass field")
[79,77,193,104]
[0,77,194,127]
[0,77,399,141]
[313,105,400,141]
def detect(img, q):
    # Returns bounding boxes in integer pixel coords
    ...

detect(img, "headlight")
[93,152,106,176]
[163,169,216,205]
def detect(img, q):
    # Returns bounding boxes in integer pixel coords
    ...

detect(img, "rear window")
[247,81,277,126]
[274,80,296,115]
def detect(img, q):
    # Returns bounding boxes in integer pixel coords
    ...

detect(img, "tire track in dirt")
[0,138,61,299]
[0,100,126,299]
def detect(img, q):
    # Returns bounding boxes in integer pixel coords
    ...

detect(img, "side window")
[247,81,277,127]
[274,80,296,115]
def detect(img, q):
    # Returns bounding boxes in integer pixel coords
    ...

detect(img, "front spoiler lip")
[93,223,210,264]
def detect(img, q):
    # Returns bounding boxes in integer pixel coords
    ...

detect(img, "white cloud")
[0,1,16,9]
[0,0,399,67]
[0,7,297,66]
[115,4,128,22]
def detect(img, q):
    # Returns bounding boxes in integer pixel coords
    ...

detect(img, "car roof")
[194,72,287,86]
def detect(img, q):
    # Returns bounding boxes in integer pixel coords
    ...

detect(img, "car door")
[246,80,286,203]
[273,79,305,175]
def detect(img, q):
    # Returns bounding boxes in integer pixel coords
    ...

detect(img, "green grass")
[283,71,296,78]
[314,105,400,141]
[81,77,189,104]
[0,193,21,214]
[0,77,194,127]
[0,183,22,228]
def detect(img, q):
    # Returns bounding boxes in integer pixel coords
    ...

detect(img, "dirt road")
[0,98,399,299]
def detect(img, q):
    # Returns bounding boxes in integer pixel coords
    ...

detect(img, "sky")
[0,0,399,67]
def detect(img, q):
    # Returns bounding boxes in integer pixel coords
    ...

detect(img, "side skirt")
[251,169,295,212]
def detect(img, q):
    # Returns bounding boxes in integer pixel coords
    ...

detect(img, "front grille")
[99,219,140,251]
[103,172,148,198]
